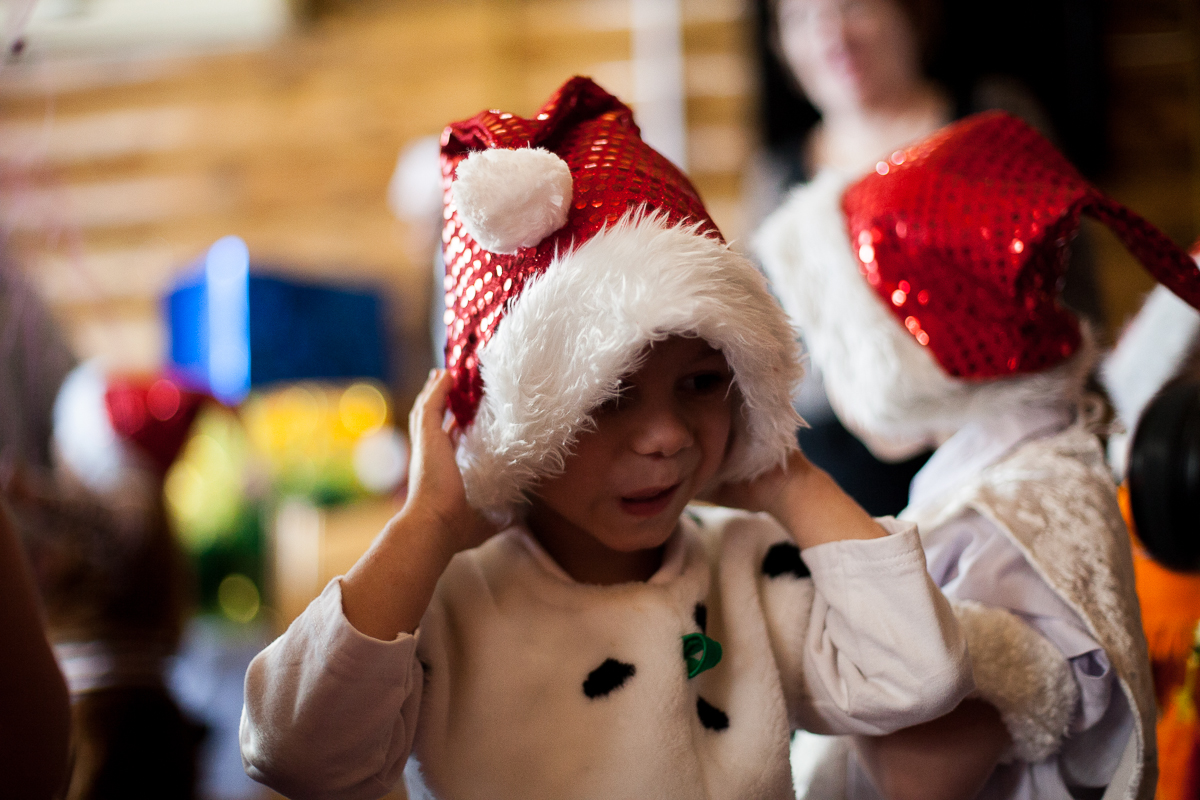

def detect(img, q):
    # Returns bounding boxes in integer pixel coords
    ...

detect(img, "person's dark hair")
[889,0,941,67]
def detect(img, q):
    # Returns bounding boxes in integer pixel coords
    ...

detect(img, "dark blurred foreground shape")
[0,500,72,800]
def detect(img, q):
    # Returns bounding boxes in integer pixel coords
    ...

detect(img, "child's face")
[527,336,734,582]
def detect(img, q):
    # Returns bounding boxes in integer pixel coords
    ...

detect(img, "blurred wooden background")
[1,0,1197,396]
[1096,0,1200,329]
[0,0,755,410]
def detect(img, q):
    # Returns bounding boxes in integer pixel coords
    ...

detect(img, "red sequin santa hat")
[756,112,1200,459]
[440,76,801,517]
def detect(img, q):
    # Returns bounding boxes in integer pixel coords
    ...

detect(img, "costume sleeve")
[781,519,973,736]
[240,578,423,800]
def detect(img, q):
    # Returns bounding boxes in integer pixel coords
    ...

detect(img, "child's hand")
[707,449,813,519]
[405,369,495,555]
[710,449,886,549]
[341,370,496,641]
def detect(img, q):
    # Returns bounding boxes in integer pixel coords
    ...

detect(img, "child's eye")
[596,384,629,414]
[682,371,730,395]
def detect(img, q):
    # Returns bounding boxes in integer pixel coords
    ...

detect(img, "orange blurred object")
[1122,483,1200,797]
[1157,638,1200,800]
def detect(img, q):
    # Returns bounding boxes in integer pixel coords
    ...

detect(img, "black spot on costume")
[583,658,636,698]
[761,542,810,579]
[693,603,707,634]
[696,697,729,731]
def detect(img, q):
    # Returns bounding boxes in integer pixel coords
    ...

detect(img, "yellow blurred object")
[241,381,398,503]
[217,573,261,624]
[339,382,389,438]
[164,406,252,551]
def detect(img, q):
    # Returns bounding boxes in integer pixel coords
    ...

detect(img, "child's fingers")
[411,369,455,439]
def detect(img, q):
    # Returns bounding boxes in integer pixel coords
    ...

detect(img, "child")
[240,77,972,800]
[755,112,1200,799]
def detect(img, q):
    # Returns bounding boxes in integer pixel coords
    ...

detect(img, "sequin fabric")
[440,76,718,425]
[843,111,1200,379]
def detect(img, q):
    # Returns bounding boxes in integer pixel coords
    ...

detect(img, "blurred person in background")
[0,249,73,798]
[748,0,1102,516]
[1,251,204,800]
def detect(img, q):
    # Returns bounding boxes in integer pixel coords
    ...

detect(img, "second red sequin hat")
[756,111,1200,460]
[440,77,802,518]
[840,111,1200,379]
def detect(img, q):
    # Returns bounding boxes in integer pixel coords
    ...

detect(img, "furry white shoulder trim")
[952,599,1079,764]
[457,211,804,521]
[754,170,1094,462]
[451,148,573,254]
[1103,284,1200,432]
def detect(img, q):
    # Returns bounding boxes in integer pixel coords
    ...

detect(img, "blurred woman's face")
[775,0,923,115]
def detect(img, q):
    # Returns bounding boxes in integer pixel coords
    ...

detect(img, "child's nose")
[630,402,694,457]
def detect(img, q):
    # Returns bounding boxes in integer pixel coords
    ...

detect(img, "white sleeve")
[792,519,973,736]
[240,578,423,800]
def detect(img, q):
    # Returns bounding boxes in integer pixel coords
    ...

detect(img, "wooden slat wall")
[1095,0,1200,332]
[0,0,756,408]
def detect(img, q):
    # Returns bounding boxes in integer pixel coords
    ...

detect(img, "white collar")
[908,405,1074,509]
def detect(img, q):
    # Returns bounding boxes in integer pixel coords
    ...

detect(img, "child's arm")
[340,369,496,641]
[241,370,494,799]
[853,699,1011,800]
[713,449,974,736]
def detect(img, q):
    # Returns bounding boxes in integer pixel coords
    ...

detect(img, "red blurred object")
[843,111,1200,379]
[439,76,718,426]
[104,376,206,474]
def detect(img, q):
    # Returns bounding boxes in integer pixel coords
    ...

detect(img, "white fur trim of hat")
[754,170,1095,462]
[456,210,804,522]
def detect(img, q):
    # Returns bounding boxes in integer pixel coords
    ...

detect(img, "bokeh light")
[339,382,388,438]
[164,406,252,552]
[241,380,399,503]
[217,573,261,623]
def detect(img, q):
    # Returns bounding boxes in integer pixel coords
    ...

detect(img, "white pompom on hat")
[451,147,573,255]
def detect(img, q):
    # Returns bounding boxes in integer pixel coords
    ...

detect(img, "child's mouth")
[619,484,680,517]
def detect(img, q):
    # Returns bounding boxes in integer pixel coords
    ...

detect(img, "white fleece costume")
[241,507,971,800]
[756,171,1157,800]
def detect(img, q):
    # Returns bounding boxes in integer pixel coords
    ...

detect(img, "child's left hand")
[706,449,811,518]
[709,448,887,549]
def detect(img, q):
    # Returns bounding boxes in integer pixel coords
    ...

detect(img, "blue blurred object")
[167,237,389,404]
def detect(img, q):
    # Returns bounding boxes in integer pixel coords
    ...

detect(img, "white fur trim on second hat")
[451,147,573,255]
[457,210,804,521]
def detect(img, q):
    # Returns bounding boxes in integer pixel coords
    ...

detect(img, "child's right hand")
[340,369,496,641]
[405,369,496,555]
